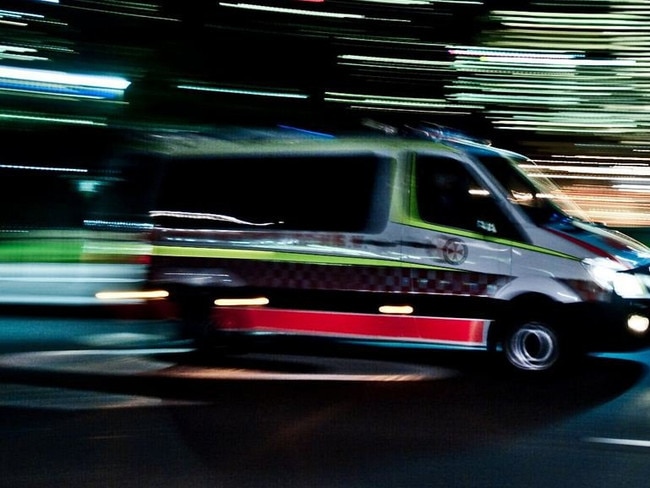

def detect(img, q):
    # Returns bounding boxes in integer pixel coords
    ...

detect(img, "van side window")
[473,153,569,226]
[154,154,391,233]
[88,155,160,224]
[415,155,521,239]
[0,166,87,229]
[0,128,142,231]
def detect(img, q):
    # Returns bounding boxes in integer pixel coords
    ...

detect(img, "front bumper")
[567,298,650,352]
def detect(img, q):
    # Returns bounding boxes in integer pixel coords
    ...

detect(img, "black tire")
[502,319,563,374]
[177,291,218,352]
[178,290,248,356]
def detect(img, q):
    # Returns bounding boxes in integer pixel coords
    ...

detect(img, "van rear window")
[153,154,391,233]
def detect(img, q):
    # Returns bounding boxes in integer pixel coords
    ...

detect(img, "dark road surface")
[0,313,649,487]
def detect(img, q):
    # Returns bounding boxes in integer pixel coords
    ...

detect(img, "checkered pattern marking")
[169,257,513,297]
[225,260,412,292]
[410,268,512,296]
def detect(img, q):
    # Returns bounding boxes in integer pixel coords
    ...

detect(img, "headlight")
[628,314,650,334]
[582,257,646,298]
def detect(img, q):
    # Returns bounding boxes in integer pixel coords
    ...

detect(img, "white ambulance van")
[96,122,650,374]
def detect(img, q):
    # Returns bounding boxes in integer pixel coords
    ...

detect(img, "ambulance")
[95,122,650,374]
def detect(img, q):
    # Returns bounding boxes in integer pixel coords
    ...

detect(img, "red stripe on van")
[545,227,614,259]
[417,316,487,345]
[213,307,487,346]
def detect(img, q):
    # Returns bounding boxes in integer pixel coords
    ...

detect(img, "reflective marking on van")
[152,256,512,295]
[214,307,489,348]
[151,245,455,271]
[401,218,579,260]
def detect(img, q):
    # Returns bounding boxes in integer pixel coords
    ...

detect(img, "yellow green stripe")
[399,218,579,261]
[152,245,458,271]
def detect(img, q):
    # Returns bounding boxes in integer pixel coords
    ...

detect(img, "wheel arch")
[487,291,564,352]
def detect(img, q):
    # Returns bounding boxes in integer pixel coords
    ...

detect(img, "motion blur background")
[4,0,650,234]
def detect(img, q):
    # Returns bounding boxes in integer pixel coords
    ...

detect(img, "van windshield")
[473,152,591,226]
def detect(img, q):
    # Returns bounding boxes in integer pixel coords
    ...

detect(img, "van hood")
[545,217,650,270]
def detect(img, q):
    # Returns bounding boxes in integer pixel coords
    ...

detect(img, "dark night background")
[3,0,650,229]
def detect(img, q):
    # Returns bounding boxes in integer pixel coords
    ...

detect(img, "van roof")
[123,121,528,161]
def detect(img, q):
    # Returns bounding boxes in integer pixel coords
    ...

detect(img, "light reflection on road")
[0,349,460,410]
[0,349,459,382]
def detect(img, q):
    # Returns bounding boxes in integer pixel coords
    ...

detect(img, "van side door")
[401,153,518,347]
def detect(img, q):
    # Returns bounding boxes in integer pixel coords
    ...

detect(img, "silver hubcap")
[507,323,558,371]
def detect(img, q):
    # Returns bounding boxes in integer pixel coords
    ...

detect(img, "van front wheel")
[502,320,562,373]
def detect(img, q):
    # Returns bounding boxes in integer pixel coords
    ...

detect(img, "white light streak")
[0,164,87,173]
[0,66,130,90]
[177,84,308,99]
[214,297,269,306]
[584,437,650,448]
[219,2,369,20]
[339,54,452,67]
[0,113,106,126]
[613,184,650,192]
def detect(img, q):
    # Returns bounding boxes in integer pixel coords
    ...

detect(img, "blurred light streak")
[0,45,47,62]
[485,37,630,51]
[350,106,474,115]
[534,1,609,5]
[479,56,634,67]
[449,46,580,58]
[85,220,153,231]
[584,437,650,449]
[452,63,575,74]
[548,154,650,162]
[219,2,364,19]
[0,9,43,21]
[458,80,630,94]
[177,84,309,99]
[0,86,118,101]
[63,3,178,21]
[0,112,106,126]
[0,20,27,27]
[614,184,650,192]
[517,149,650,226]
[554,185,650,226]
[0,65,130,100]
[340,54,450,67]
[325,91,482,110]
[338,54,453,71]
[450,49,635,69]
[356,0,482,4]
[335,37,436,46]
[490,110,646,121]
[530,174,650,183]
[525,165,650,177]
[498,117,637,129]
[0,65,130,89]
[494,125,635,134]
[491,10,650,27]
[96,290,169,301]
[456,95,580,106]
[0,164,87,173]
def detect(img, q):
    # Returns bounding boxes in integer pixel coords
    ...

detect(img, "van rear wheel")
[178,292,248,356]
[177,292,219,352]
[502,320,562,373]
